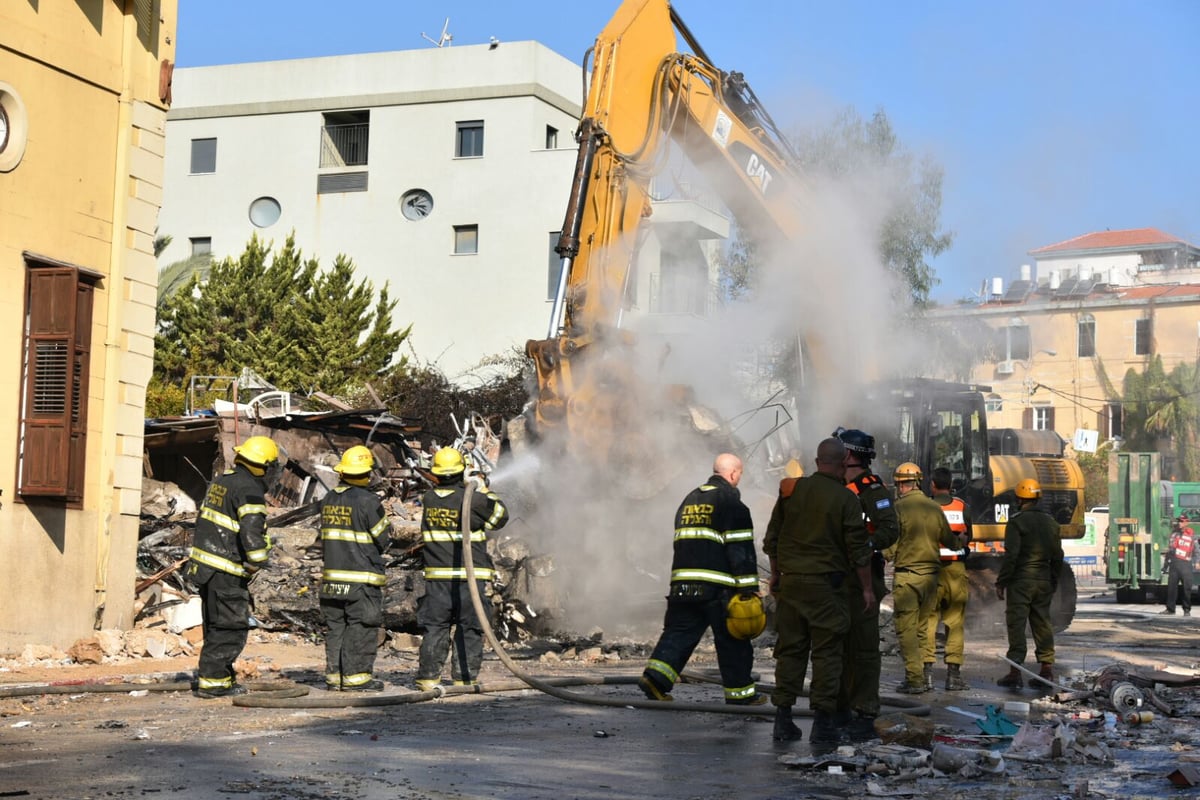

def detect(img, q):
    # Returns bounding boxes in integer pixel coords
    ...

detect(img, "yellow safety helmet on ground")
[234,435,278,465]
[726,594,767,640]
[431,447,466,476]
[893,462,922,484]
[1015,478,1042,499]
[335,445,374,476]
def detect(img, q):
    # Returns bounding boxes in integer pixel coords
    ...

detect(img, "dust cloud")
[490,132,980,641]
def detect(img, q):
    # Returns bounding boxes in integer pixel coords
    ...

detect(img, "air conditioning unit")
[996,360,1015,375]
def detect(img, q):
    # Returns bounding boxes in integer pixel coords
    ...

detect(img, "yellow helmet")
[893,462,922,483]
[1015,478,1042,499]
[726,594,766,640]
[234,436,279,467]
[784,458,804,479]
[431,447,466,476]
[335,445,374,476]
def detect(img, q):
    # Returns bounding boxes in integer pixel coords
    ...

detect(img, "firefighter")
[924,467,973,691]
[1161,514,1195,617]
[887,462,956,694]
[186,435,280,698]
[995,478,1064,689]
[765,438,874,744]
[318,445,392,692]
[639,453,765,706]
[415,447,509,689]
[832,427,899,740]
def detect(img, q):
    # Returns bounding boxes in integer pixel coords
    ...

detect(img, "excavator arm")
[525,0,805,454]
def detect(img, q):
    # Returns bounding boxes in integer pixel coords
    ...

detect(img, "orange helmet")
[1015,478,1042,499]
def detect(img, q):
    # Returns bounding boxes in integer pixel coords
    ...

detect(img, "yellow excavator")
[521,0,1085,629]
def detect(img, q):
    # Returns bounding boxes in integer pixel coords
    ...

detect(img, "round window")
[248,196,282,228]
[400,189,434,220]
[0,82,29,172]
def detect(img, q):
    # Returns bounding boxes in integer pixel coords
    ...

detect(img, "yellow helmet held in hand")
[431,447,466,476]
[234,436,279,466]
[335,445,374,476]
[1015,478,1042,499]
[726,594,766,640]
[893,462,922,483]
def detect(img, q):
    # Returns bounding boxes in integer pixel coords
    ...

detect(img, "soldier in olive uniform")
[765,438,874,744]
[832,427,900,740]
[995,478,1063,689]
[887,462,956,694]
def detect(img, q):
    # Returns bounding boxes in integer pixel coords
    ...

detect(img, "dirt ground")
[2,587,1199,800]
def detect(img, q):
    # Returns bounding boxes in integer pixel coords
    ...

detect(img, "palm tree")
[1123,356,1200,480]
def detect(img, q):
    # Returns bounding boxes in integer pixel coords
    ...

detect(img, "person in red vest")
[1162,514,1195,617]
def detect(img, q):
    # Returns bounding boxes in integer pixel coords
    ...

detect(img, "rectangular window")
[1007,324,1030,361]
[545,125,558,149]
[1102,402,1123,439]
[1026,405,1055,431]
[190,237,211,257]
[1135,318,1152,355]
[456,121,484,158]
[547,231,563,300]
[320,110,370,167]
[18,260,96,501]
[1078,318,1096,357]
[190,138,217,174]
[454,224,479,255]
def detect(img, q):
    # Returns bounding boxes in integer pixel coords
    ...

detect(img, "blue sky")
[176,1,1198,304]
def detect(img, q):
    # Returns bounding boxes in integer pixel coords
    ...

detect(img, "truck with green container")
[1105,451,1200,603]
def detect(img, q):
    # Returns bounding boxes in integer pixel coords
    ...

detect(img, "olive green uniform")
[764,472,871,713]
[996,507,1063,666]
[838,472,899,718]
[924,495,972,667]
[887,490,956,687]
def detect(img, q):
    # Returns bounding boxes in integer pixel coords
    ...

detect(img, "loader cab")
[869,379,992,518]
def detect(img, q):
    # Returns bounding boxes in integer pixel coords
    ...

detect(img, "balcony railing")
[320,123,369,167]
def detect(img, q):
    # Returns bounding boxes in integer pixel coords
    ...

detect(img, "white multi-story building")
[158,41,727,381]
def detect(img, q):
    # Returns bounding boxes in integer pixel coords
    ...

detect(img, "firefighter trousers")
[892,569,939,686]
[195,569,251,690]
[320,585,383,688]
[923,562,968,666]
[642,592,755,701]
[417,580,485,684]
[772,573,850,713]
[1004,577,1055,665]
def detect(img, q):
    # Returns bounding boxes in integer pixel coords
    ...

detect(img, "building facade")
[157,42,728,382]
[931,228,1200,452]
[0,1,177,651]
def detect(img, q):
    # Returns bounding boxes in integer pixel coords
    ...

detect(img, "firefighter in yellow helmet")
[995,478,1063,689]
[187,435,280,698]
[318,445,392,692]
[885,462,956,695]
[640,453,765,707]
[415,447,509,689]
[925,467,973,691]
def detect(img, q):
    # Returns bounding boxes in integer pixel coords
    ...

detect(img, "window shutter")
[67,281,94,502]
[19,269,77,495]
[1022,407,1033,429]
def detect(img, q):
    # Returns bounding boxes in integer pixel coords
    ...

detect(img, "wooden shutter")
[67,281,94,502]
[1022,407,1033,429]
[19,269,77,495]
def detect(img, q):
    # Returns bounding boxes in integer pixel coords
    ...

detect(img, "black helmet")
[833,427,876,461]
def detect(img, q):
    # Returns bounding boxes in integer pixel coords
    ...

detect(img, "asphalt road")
[1,587,1196,800]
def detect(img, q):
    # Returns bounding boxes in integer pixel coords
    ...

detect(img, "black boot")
[810,710,842,744]
[847,714,878,742]
[772,705,802,741]
[1029,663,1055,689]
[923,662,934,690]
[996,667,1023,688]
[945,663,969,691]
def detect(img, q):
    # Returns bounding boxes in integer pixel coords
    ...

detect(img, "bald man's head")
[713,453,744,487]
[815,438,847,478]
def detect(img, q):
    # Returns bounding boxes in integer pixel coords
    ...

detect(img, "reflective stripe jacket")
[320,483,392,590]
[935,495,972,561]
[189,464,271,579]
[1169,526,1195,562]
[420,478,508,581]
[670,474,758,592]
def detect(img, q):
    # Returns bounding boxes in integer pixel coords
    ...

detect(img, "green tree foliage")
[1122,356,1200,480]
[154,232,410,396]
[1075,444,1112,512]
[789,107,953,307]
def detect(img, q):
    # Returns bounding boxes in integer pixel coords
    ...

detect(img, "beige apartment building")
[930,228,1200,453]
[0,2,177,651]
